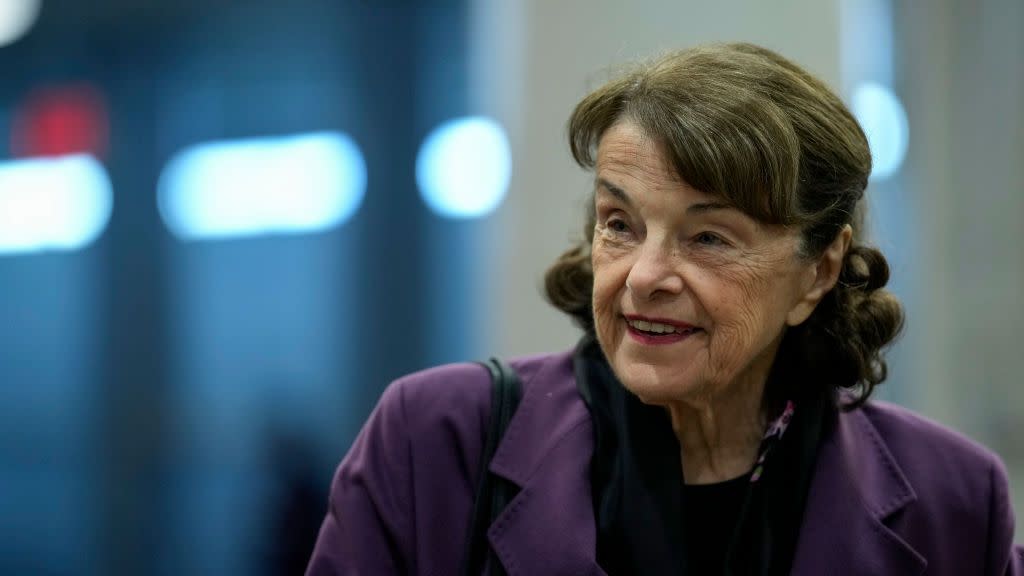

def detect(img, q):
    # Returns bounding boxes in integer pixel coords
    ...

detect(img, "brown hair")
[545,43,903,408]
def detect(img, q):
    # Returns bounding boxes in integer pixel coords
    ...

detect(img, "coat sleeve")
[986,456,1023,576]
[306,380,416,576]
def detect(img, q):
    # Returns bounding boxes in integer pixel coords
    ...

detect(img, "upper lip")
[623,314,699,330]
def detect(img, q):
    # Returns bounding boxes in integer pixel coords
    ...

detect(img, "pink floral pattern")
[750,400,795,483]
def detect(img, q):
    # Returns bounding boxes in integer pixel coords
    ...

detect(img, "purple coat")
[307,351,1024,575]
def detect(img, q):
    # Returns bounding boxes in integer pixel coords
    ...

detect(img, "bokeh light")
[10,84,110,159]
[0,0,41,48]
[0,154,113,255]
[416,116,511,219]
[157,132,367,241]
[852,82,909,182]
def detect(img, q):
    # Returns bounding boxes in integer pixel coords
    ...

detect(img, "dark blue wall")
[0,1,479,574]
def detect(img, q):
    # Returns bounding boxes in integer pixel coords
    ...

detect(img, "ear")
[786,225,853,326]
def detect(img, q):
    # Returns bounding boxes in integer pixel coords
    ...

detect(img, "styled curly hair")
[545,43,903,409]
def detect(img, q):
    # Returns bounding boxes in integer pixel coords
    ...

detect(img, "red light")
[10,84,110,159]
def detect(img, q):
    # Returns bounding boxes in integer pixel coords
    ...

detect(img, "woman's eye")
[607,218,630,234]
[694,231,725,246]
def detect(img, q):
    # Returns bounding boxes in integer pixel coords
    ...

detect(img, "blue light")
[0,154,113,255]
[416,116,511,219]
[158,132,367,240]
[851,83,909,182]
[0,0,41,48]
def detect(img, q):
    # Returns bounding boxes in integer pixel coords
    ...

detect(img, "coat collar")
[486,351,606,576]
[487,350,588,486]
[791,406,927,575]
[484,351,926,576]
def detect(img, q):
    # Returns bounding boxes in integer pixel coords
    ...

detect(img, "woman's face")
[591,121,823,407]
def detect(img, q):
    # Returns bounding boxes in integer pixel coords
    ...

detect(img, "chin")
[612,362,705,406]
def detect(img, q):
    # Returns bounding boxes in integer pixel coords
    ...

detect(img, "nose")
[625,240,684,300]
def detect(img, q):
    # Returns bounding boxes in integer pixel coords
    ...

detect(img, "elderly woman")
[307,43,1023,575]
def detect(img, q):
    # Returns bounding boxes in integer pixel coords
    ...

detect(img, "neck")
[668,344,782,485]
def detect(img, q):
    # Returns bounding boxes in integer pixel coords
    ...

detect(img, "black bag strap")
[460,358,523,576]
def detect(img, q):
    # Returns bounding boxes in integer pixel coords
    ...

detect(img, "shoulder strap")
[461,358,522,576]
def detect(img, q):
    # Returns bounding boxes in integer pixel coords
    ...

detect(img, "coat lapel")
[484,352,927,575]
[485,352,607,576]
[791,407,927,575]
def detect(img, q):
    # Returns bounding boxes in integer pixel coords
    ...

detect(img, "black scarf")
[573,335,834,576]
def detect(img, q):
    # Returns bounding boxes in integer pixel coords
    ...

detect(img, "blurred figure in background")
[262,431,329,576]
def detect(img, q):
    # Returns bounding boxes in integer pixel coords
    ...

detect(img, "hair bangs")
[569,55,805,227]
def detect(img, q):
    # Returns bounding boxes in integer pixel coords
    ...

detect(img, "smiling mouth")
[624,317,702,337]
[622,315,696,334]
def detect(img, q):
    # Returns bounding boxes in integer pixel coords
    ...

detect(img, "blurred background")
[0,0,1020,574]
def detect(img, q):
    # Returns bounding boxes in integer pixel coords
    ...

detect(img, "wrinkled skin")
[590,120,848,482]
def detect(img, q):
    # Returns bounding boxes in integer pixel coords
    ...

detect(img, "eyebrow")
[595,177,734,214]
[595,178,634,207]
[686,201,734,214]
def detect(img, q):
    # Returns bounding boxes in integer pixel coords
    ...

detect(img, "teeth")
[650,322,675,334]
[628,319,681,334]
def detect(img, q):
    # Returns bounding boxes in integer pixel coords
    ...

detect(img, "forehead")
[595,121,674,177]
[595,121,716,204]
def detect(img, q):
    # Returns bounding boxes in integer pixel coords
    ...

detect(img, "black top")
[682,473,752,574]
[573,334,834,576]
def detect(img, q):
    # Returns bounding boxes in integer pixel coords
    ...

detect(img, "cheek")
[702,262,785,360]
[590,246,626,334]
